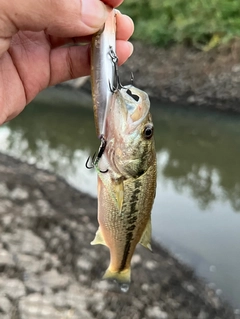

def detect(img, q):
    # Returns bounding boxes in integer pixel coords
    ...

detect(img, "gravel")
[0,153,236,319]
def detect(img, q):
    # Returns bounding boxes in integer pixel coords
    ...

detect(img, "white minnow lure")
[91,9,117,138]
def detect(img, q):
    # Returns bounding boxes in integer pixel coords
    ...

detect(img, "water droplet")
[120,283,129,293]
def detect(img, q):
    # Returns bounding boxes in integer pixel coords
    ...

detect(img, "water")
[0,87,240,309]
[120,283,130,293]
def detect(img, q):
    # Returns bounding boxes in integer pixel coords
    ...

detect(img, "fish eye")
[126,89,139,102]
[143,124,154,139]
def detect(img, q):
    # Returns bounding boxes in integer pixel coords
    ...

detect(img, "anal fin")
[91,228,107,246]
[139,219,152,251]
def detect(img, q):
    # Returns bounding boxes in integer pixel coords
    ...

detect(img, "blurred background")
[121,0,240,49]
[1,0,240,318]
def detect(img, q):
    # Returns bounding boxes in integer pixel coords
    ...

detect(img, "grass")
[120,0,240,49]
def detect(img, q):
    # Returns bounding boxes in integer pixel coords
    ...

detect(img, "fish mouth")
[120,85,150,128]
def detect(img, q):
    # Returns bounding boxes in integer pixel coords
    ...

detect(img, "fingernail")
[127,41,134,57]
[81,0,109,30]
[124,14,134,27]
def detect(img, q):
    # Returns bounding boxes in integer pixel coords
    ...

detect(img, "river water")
[0,87,240,310]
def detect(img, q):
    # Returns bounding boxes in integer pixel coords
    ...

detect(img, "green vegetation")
[120,0,240,48]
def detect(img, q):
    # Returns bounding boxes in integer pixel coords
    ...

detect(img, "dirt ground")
[80,39,240,112]
[0,153,237,319]
[128,40,240,111]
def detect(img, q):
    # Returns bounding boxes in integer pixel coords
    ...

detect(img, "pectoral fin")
[139,219,152,251]
[91,228,107,246]
[115,181,124,211]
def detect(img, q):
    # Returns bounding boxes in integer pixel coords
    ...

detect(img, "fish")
[90,9,157,292]
[91,85,157,292]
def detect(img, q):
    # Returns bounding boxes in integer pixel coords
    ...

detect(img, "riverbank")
[0,153,236,319]
[78,39,240,112]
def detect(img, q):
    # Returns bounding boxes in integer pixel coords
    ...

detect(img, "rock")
[19,294,61,319]
[52,291,68,308]
[131,254,142,266]
[198,310,208,319]
[36,199,52,216]
[0,200,13,214]
[1,278,26,300]
[20,230,45,256]
[76,257,92,271]
[22,203,38,218]
[141,283,149,292]
[170,95,179,102]
[102,310,116,319]
[187,95,196,103]
[232,64,240,73]
[24,274,44,293]
[0,296,12,313]
[146,306,168,319]
[87,292,106,314]
[51,288,93,319]
[145,260,158,270]
[64,285,91,317]
[2,230,45,257]
[0,249,15,268]
[10,187,29,200]
[17,254,45,274]
[40,269,69,290]
[42,252,61,269]
[0,183,9,197]
[182,281,196,293]
[1,215,13,228]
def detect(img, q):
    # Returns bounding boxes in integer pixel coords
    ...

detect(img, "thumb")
[1,0,109,38]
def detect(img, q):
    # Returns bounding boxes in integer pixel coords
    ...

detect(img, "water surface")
[0,87,240,309]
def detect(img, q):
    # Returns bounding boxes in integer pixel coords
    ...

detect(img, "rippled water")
[1,87,240,309]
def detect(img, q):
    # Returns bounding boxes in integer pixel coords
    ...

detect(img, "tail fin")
[103,268,131,292]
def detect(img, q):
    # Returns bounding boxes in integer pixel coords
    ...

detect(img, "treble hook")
[85,135,108,173]
[85,153,96,169]
[109,46,125,92]
[130,72,134,85]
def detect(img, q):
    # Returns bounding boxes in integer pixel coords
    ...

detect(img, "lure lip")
[91,9,117,138]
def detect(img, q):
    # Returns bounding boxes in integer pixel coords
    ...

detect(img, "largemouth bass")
[91,87,156,291]
[90,10,157,292]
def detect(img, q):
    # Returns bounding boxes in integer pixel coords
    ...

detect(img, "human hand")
[0,0,134,124]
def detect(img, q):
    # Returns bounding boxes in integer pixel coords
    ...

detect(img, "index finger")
[49,11,134,48]
[101,0,124,7]
[1,0,110,38]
